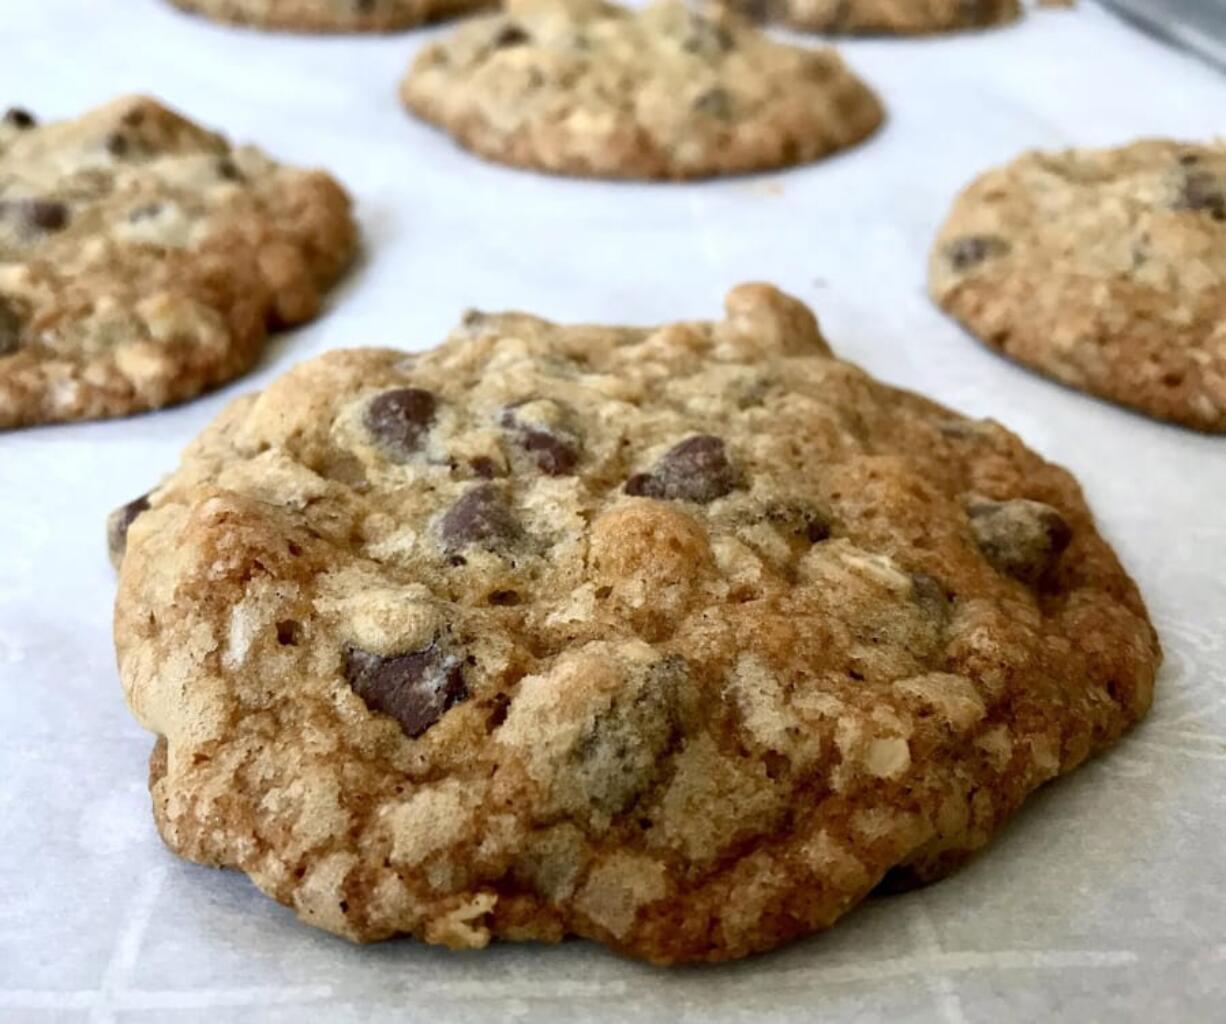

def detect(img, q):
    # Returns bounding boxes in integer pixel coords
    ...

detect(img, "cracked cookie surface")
[0,96,356,429]
[399,0,884,180]
[746,0,1020,35]
[114,283,1159,964]
[166,0,488,32]
[930,140,1226,433]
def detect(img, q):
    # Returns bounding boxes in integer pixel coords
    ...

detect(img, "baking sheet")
[2,1,1225,1021]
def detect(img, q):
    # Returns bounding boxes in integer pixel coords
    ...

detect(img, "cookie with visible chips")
[930,140,1226,432]
[742,0,1020,35]
[165,0,488,32]
[113,283,1159,964]
[399,0,884,180]
[0,96,356,429]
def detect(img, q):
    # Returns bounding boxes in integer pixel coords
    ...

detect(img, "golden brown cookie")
[400,0,884,180]
[0,96,356,429]
[166,0,487,32]
[113,284,1159,964]
[930,140,1226,433]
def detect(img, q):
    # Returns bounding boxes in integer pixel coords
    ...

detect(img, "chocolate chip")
[500,404,581,476]
[6,199,69,232]
[571,657,682,815]
[521,428,579,475]
[364,387,437,460]
[107,494,151,567]
[470,456,500,479]
[693,87,732,119]
[967,497,1071,585]
[343,642,468,739]
[276,620,302,646]
[440,484,520,553]
[491,22,531,47]
[105,132,129,157]
[945,235,1010,272]
[3,108,36,129]
[485,692,512,732]
[1174,169,1226,222]
[625,435,739,504]
[216,157,243,182]
[0,297,22,356]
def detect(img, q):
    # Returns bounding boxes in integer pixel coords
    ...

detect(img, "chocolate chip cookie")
[113,283,1160,963]
[166,0,487,32]
[399,0,884,180]
[930,140,1226,433]
[745,0,1020,35]
[0,96,356,429]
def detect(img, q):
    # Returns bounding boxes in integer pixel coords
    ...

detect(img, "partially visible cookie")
[166,0,487,32]
[400,0,884,180]
[930,140,1226,433]
[747,0,1020,35]
[114,283,1159,964]
[0,96,356,429]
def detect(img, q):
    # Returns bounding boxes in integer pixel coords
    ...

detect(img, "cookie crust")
[115,284,1159,964]
[930,140,1226,433]
[0,96,356,429]
[399,0,884,180]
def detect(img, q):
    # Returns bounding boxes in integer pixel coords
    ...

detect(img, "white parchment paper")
[2,1,1225,1020]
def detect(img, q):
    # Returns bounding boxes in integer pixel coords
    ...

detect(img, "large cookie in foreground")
[0,96,356,429]
[114,284,1159,964]
[753,0,1020,35]
[166,0,487,32]
[930,140,1226,433]
[399,0,884,180]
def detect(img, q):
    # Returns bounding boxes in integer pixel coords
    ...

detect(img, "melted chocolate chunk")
[968,497,1071,585]
[520,427,579,475]
[500,404,581,476]
[106,494,151,566]
[440,484,521,552]
[343,643,468,739]
[946,235,1010,272]
[364,387,437,459]
[0,297,22,356]
[3,108,36,129]
[625,435,739,504]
